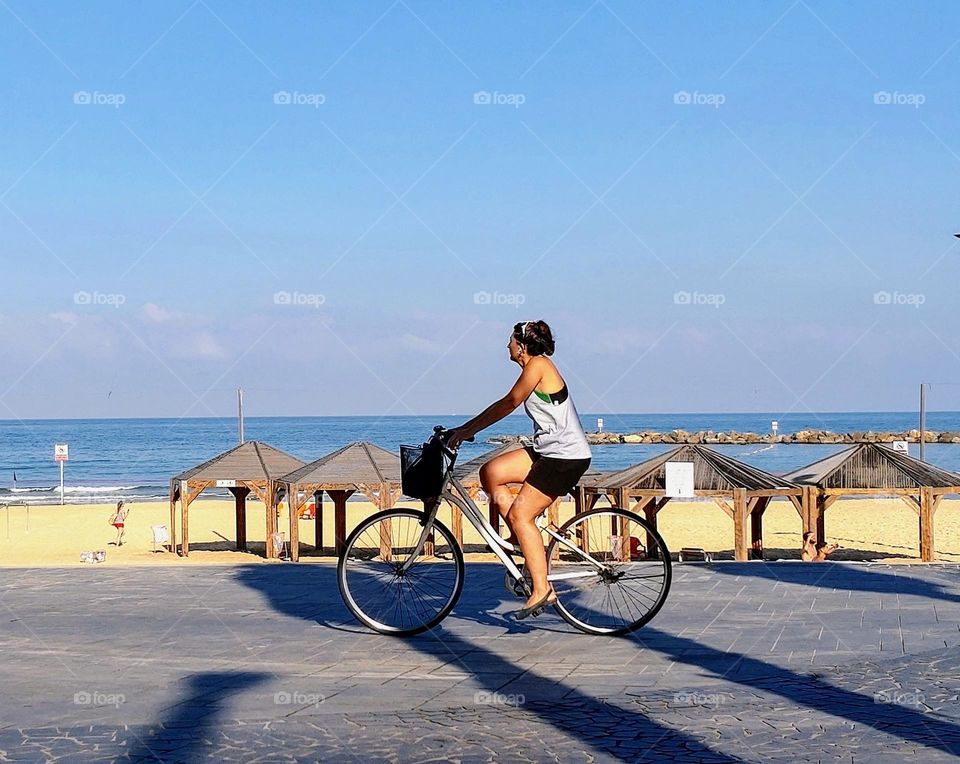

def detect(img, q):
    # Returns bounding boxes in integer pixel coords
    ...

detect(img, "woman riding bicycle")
[447,320,592,619]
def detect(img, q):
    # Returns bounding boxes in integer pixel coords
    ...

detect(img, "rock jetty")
[489,429,960,446]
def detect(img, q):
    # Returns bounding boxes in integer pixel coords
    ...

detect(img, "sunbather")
[801,531,838,561]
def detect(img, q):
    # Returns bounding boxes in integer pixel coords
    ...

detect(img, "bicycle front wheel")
[547,507,671,635]
[337,509,464,636]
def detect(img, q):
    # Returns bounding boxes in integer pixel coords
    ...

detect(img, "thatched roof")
[279,441,400,486]
[784,443,960,489]
[173,441,305,483]
[591,444,798,492]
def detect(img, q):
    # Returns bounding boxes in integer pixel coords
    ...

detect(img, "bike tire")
[547,506,672,636]
[337,508,464,636]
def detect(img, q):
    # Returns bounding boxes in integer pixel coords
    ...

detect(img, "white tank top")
[523,384,592,459]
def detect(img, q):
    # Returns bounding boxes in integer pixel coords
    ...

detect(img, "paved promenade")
[2,561,960,762]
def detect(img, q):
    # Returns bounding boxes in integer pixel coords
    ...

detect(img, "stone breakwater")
[490,429,960,445]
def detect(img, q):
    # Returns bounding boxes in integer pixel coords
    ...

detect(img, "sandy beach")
[2,496,959,567]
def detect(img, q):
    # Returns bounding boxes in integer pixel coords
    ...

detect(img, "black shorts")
[523,446,592,498]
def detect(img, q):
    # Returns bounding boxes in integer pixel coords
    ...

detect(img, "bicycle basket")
[400,440,447,499]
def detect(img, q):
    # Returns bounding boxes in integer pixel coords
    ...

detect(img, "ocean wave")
[61,485,145,493]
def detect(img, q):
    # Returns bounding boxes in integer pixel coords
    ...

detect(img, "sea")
[2,412,959,505]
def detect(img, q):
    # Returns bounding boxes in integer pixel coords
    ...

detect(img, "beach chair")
[151,525,169,552]
[270,532,288,560]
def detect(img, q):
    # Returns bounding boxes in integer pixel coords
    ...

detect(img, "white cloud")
[49,312,79,326]
[176,332,228,360]
[142,303,176,323]
[399,333,444,353]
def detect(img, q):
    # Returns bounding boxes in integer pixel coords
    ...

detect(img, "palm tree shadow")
[632,625,960,757]
[127,671,270,761]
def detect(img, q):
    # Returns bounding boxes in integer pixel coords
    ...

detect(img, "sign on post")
[892,440,909,453]
[54,444,69,505]
[665,461,695,498]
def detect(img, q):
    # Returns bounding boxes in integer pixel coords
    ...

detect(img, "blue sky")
[2,1,960,420]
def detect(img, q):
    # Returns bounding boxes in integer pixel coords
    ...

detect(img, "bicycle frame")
[399,448,610,584]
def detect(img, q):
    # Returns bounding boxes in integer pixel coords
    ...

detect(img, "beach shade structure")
[577,445,803,561]
[169,441,305,558]
[784,443,960,562]
[274,442,401,562]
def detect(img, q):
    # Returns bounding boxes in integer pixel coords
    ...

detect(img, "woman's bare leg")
[507,482,556,608]
[479,448,534,540]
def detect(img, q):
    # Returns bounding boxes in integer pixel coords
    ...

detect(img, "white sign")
[771,420,779,433]
[665,461,695,498]
[216,479,237,488]
[54,444,69,462]
[597,417,604,433]
[892,440,909,453]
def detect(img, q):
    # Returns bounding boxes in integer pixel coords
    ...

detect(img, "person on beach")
[110,500,129,546]
[447,320,592,620]
[801,531,838,562]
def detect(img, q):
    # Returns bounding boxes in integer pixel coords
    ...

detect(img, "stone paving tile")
[3,561,960,761]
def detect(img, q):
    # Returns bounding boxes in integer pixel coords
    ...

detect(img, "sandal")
[514,591,558,620]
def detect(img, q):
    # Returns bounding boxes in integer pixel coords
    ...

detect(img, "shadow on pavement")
[127,671,270,761]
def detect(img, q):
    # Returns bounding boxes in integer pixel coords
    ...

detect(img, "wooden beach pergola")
[169,441,305,558]
[274,442,401,562]
[784,443,960,562]
[575,444,804,561]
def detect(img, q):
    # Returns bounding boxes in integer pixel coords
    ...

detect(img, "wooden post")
[229,486,249,552]
[816,493,827,544]
[919,487,935,562]
[168,484,178,554]
[451,494,465,547]
[264,482,277,559]
[733,488,748,561]
[330,489,353,555]
[645,497,662,560]
[616,488,631,561]
[288,484,300,562]
[319,490,326,549]
[377,482,392,560]
[181,488,191,557]
[750,497,769,560]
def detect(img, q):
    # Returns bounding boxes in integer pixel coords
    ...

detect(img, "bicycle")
[337,426,672,636]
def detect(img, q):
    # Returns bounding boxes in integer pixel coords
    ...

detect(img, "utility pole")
[238,387,245,444]
[919,382,926,462]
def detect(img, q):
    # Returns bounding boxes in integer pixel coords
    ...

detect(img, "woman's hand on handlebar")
[445,427,474,450]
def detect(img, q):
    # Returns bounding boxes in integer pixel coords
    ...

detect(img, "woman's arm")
[447,360,543,447]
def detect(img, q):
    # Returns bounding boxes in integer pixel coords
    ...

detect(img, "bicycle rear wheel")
[547,507,671,635]
[337,509,464,636]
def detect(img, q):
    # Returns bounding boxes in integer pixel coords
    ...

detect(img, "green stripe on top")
[534,389,552,403]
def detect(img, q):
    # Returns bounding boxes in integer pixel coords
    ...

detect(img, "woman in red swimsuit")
[110,500,129,547]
